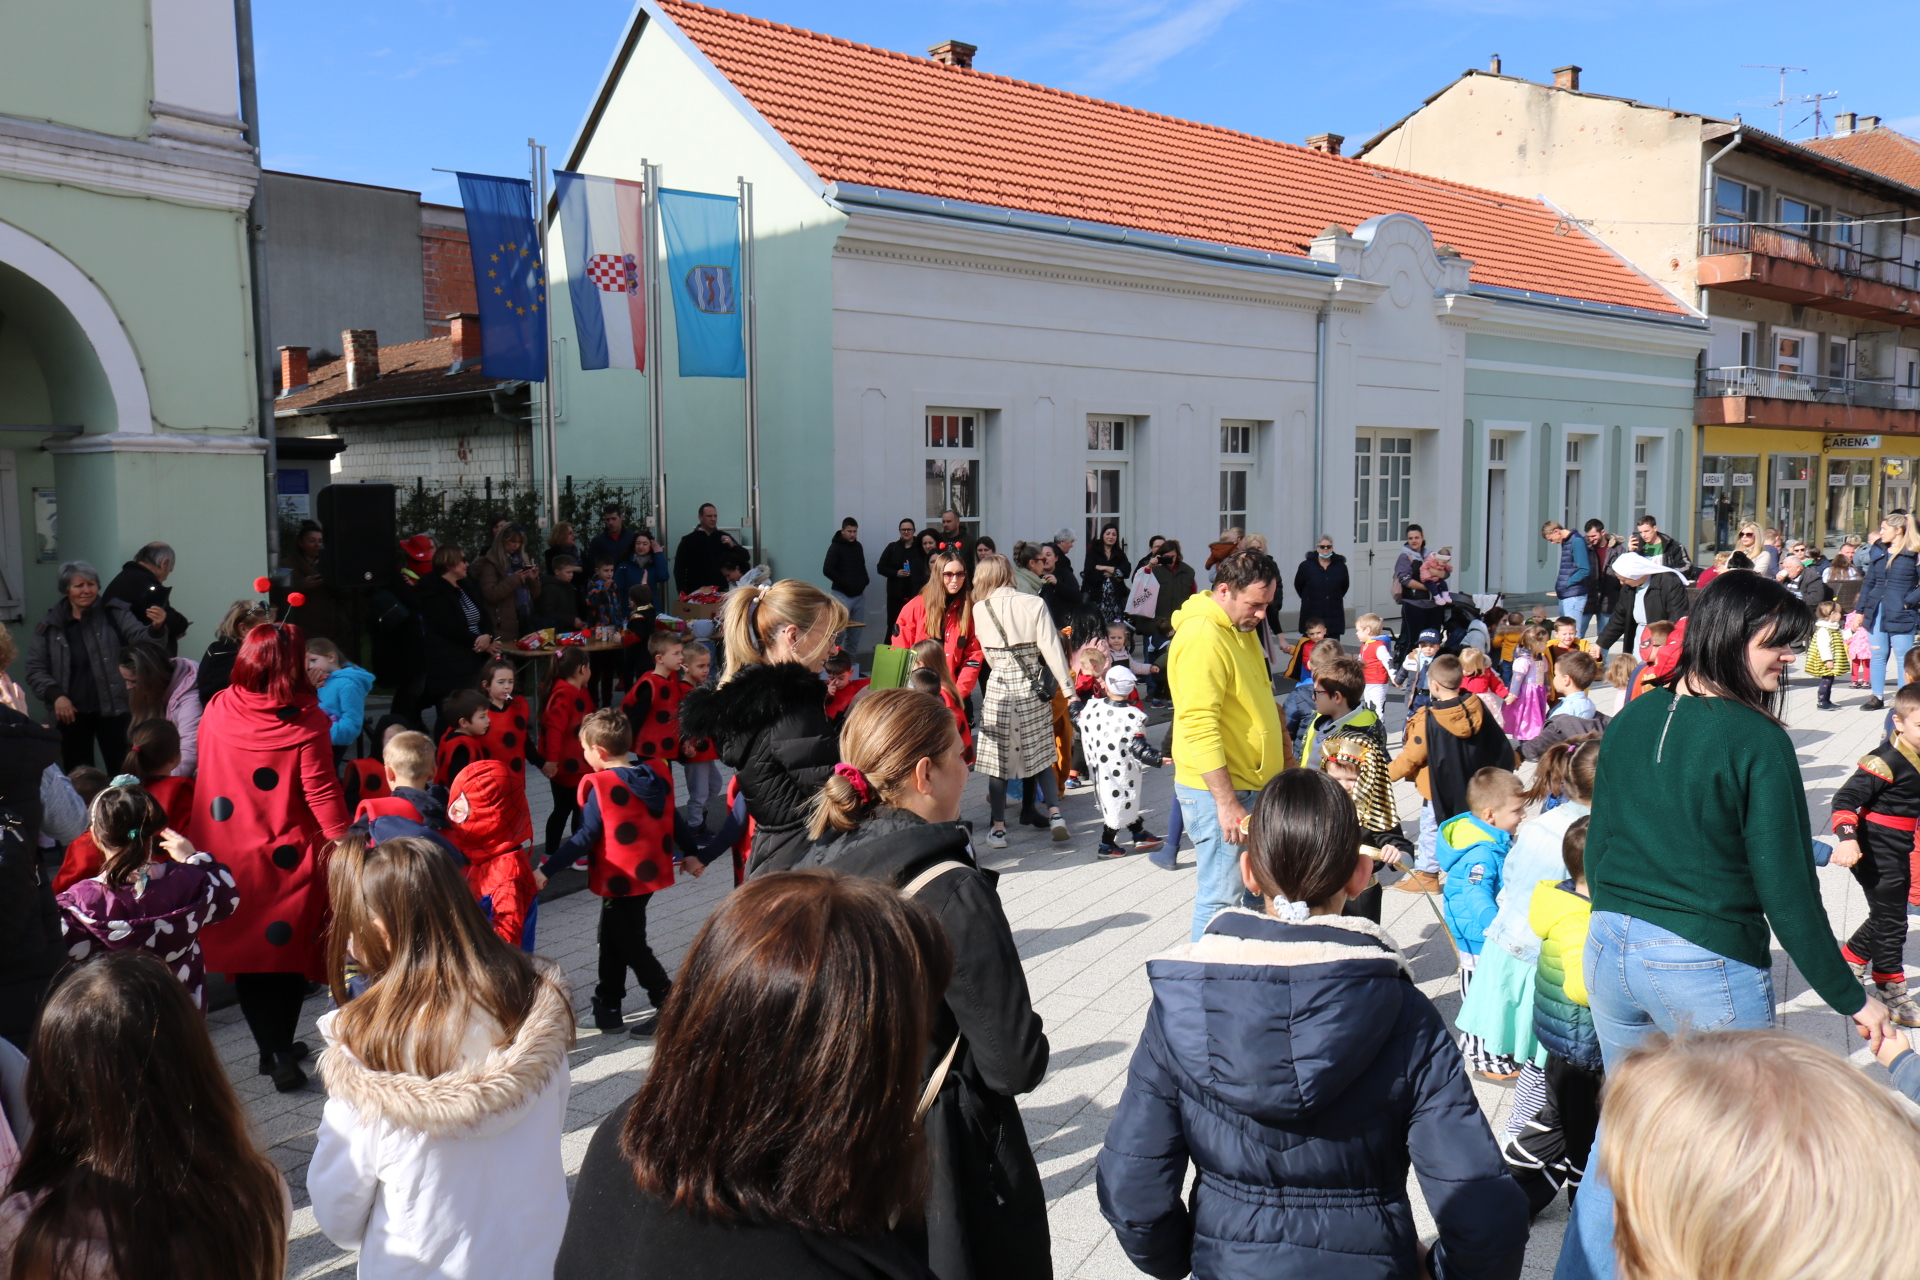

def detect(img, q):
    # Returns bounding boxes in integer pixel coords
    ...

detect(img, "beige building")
[1360,63,1920,556]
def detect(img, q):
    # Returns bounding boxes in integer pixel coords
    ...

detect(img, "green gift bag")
[868,644,911,690]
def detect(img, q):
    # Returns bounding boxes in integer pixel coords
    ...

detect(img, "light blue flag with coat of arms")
[657,188,744,378]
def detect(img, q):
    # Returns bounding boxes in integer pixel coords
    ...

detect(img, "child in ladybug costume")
[540,647,596,866]
[544,708,703,1037]
[448,760,541,950]
[620,631,685,769]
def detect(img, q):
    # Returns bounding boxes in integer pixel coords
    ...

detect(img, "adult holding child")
[1553,571,1893,1280]
[801,688,1052,1280]
[680,579,846,877]
[1166,548,1288,940]
[197,622,349,1093]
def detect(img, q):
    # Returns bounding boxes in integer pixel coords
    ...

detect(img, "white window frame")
[924,408,984,543]
[1218,418,1256,537]
[1085,415,1133,547]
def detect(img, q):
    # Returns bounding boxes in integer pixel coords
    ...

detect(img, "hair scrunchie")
[833,762,877,806]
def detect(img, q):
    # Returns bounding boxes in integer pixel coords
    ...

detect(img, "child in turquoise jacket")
[1438,767,1528,1079]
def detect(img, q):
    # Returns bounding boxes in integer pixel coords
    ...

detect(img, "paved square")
[257,673,1901,1277]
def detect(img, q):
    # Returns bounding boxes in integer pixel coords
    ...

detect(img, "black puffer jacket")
[680,662,839,876]
[801,809,1051,1280]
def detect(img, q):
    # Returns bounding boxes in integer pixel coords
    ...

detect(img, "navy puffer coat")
[1855,546,1920,635]
[1096,910,1528,1280]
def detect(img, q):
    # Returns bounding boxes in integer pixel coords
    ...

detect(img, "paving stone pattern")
[260,675,1901,1277]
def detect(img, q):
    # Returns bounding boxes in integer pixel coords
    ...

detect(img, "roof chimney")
[277,345,309,397]
[1834,111,1857,136]
[344,329,380,389]
[447,313,482,374]
[927,40,975,69]
[1489,53,1502,73]
[1553,64,1582,91]
[1861,115,1881,131]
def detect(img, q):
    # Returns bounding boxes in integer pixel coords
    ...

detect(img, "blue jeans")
[1869,618,1914,699]
[1177,781,1257,940]
[1557,593,1589,636]
[1554,912,1776,1280]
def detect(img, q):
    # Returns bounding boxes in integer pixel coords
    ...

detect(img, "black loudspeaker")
[317,483,398,589]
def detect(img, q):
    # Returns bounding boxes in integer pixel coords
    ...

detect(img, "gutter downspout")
[235,0,279,565]
[1312,301,1331,544]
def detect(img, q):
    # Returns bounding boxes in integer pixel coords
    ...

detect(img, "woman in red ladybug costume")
[197,619,349,1092]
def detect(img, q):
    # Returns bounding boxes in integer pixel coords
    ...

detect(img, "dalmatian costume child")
[1075,667,1166,858]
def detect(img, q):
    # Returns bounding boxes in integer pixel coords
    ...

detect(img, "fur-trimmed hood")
[679,660,827,762]
[1147,908,1412,1124]
[317,963,574,1140]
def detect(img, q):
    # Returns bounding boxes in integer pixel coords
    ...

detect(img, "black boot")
[267,1051,307,1093]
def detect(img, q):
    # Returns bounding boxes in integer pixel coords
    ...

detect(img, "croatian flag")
[554,170,647,371]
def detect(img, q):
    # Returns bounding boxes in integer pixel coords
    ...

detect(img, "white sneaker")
[985,827,1008,850]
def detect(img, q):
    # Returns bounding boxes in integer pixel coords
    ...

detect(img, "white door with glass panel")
[1086,416,1131,549]
[925,410,983,543]
[1353,431,1416,619]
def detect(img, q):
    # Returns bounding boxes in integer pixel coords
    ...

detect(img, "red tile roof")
[1803,128,1920,193]
[274,334,512,414]
[656,0,1683,315]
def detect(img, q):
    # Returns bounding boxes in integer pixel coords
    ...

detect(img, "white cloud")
[1063,0,1254,91]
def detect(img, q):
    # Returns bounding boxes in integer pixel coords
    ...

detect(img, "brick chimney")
[1553,64,1582,91]
[1306,132,1344,156]
[927,40,975,68]
[343,329,380,389]
[447,313,482,374]
[1489,53,1501,73]
[1834,111,1857,136]
[277,346,309,397]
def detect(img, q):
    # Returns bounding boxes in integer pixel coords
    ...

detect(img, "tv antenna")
[1741,64,1806,136]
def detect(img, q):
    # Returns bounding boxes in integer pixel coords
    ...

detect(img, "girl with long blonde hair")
[309,834,575,1279]
[681,580,850,875]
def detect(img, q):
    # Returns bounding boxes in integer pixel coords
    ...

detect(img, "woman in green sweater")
[1555,571,1892,1280]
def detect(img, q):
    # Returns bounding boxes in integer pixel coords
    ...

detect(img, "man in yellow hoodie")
[1168,548,1288,939]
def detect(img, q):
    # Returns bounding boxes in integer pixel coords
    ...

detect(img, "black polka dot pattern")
[264,921,293,946]
[271,844,301,869]
[209,796,234,822]
[614,821,639,845]
[253,767,279,791]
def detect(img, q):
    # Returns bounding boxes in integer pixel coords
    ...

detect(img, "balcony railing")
[1697,365,1920,411]
[1700,221,1920,292]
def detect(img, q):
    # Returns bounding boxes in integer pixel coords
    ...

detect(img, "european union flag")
[456,172,548,382]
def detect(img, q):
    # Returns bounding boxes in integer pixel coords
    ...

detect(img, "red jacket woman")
[196,622,348,1090]
[892,553,983,699]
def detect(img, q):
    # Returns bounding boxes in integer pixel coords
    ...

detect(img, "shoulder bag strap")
[902,859,969,1118]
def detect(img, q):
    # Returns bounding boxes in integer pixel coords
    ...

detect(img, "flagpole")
[529,138,559,527]
[739,176,761,563]
[645,161,667,542]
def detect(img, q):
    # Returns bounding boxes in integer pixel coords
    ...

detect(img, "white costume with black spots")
[1077,697,1147,831]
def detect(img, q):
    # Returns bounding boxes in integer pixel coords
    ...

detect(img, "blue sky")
[255,0,1920,202]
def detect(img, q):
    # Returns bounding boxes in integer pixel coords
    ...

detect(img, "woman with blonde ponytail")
[680,580,848,875]
[800,688,1051,1280]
